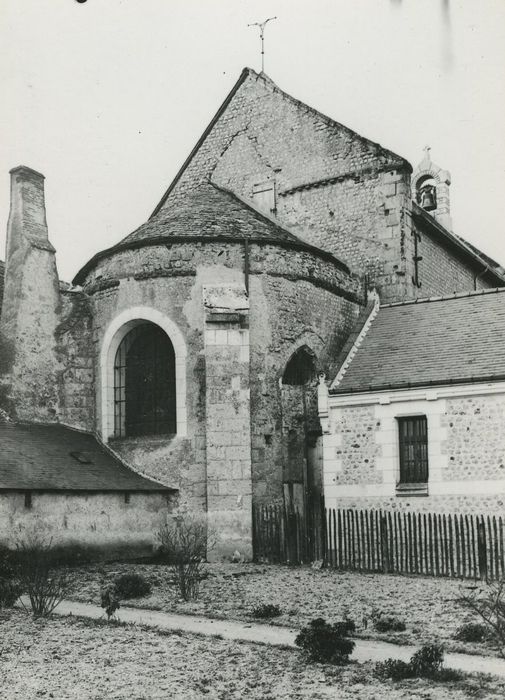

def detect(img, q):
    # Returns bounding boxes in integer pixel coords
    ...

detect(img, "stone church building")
[1,68,504,559]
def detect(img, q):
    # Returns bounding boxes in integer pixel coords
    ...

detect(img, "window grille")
[397,416,428,484]
[282,347,316,386]
[114,323,176,438]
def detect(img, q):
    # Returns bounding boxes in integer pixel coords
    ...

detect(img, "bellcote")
[412,148,452,231]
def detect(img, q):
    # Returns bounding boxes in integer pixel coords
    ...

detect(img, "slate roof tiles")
[0,421,173,492]
[332,288,505,394]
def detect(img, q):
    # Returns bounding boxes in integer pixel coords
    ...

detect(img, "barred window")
[114,323,176,438]
[397,416,428,484]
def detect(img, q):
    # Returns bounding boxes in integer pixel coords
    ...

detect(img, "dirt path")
[52,598,505,678]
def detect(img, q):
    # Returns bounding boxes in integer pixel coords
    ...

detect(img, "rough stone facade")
[321,385,505,516]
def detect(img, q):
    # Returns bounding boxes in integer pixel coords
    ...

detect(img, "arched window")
[282,346,316,386]
[113,322,176,437]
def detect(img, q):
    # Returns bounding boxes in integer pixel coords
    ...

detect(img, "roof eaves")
[379,285,505,310]
[329,374,505,396]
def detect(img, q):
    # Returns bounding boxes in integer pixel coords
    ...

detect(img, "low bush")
[251,603,282,619]
[113,572,151,599]
[15,532,70,618]
[0,579,21,609]
[157,512,213,601]
[458,579,505,658]
[295,617,355,664]
[375,644,454,682]
[373,615,406,633]
[101,583,121,620]
[454,622,488,643]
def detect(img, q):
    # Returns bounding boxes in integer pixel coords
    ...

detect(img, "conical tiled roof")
[121,181,310,246]
[73,182,349,284]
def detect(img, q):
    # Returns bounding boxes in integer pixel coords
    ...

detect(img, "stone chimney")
[0,166,61,421]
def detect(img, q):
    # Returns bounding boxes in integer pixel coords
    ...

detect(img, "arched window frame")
[100,307,187,441]
[281,344,317,387]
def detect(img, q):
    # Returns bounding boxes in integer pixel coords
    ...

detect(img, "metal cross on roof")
[248,16,277,73]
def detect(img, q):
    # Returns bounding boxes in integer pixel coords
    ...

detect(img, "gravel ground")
[1,610,504,699]
[66,563,497,657]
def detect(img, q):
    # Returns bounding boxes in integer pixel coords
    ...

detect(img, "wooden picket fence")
[253,503,505,580]
[252,502,325,565]
[326,508,505,580]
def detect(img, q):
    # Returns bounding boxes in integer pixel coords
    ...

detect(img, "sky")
[1,0,504,282]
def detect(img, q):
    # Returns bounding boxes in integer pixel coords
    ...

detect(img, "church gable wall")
[161,73,415,302]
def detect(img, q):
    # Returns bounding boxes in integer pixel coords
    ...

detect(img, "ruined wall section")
[159,72,415,302]
[56,291,95,432]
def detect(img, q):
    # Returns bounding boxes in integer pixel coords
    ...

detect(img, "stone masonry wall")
[56,291,95,431]
[323,390,505,516]
[415,224,494,297]
[82,239,361,524]
[204,284,252,559]
[159,71,415,303]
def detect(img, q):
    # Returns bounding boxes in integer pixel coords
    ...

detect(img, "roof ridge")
[254,71,411,171]
[381,286,505,309]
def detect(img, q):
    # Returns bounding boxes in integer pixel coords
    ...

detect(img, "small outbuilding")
[0,416,176,559]
[318,287,505,516]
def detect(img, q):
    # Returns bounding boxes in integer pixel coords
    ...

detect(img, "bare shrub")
[458,579,505,658]
[16,532,71,618]
[157,512,212,601]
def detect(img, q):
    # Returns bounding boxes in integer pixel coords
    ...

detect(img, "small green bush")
[251,603,282,619]
[0,579,21,608]
[454,622,488,643]
[375,644,451,682]
[0,546,17,581]
[295,617,355,664]
[101,583,121,620]
[410,643,444,676]
[113,572,151,599]
[374,658,412,680]
[373,614,406,633]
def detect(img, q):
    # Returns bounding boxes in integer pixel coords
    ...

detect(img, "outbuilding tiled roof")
[0,421,173,492]
[331,288,505,394]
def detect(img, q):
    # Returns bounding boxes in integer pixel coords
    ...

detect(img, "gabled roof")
[331,287,505,394]
[73,182,350,284]
[0,420,174,492]
[151,68,410,217]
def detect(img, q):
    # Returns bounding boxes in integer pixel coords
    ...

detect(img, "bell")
[420,185,436,211]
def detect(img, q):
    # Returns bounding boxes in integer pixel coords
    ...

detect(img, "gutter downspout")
[474,263,490,291]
